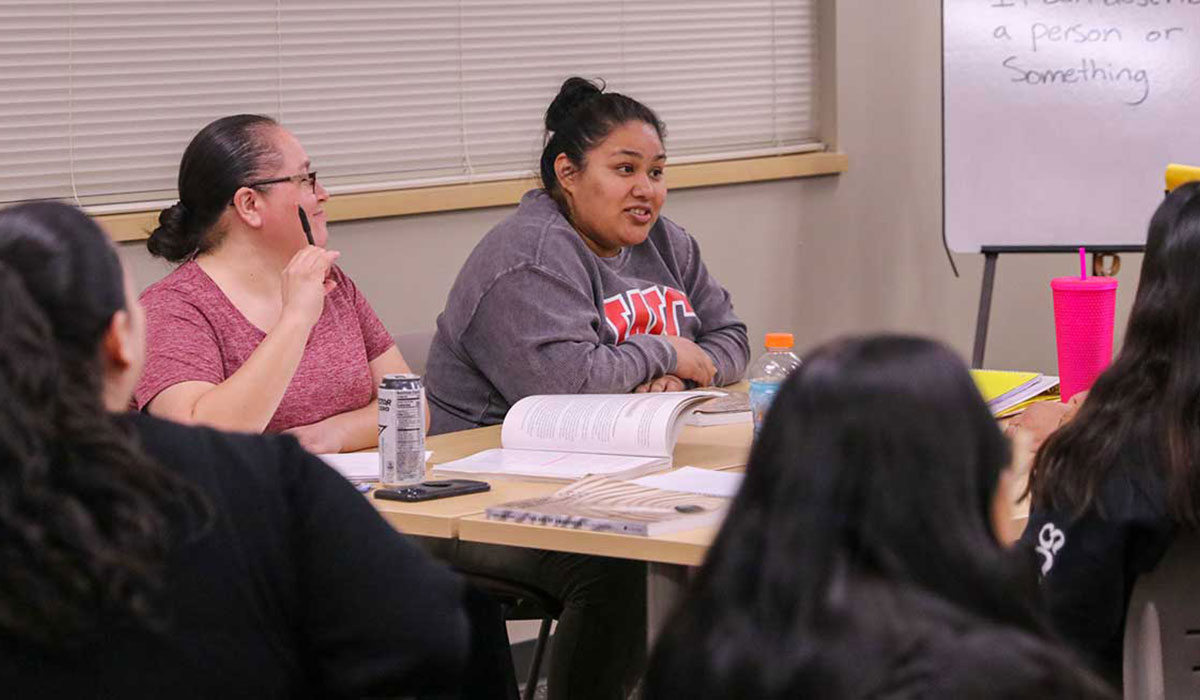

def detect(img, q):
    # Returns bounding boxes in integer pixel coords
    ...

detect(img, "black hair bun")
[146,201,197,263]
[545,77,604,133]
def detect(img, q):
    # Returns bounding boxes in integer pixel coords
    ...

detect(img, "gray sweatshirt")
[425,189,749,434]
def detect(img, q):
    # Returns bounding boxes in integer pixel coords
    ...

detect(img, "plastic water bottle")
[748,333,801,437]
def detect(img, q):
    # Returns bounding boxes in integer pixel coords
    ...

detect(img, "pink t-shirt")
[135,261,394,433]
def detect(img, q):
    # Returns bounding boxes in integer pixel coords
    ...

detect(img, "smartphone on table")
[373,479,491,502]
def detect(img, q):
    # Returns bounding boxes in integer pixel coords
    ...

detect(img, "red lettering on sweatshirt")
[603,285,695,343]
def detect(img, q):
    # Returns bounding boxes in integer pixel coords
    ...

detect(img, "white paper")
[631,467,744,499]
[319,451,433,482]
[435,448,661,481]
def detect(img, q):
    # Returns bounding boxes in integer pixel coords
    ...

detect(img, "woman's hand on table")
[285,418,346,454]
[635,374,687,393]
[663,336,716,387]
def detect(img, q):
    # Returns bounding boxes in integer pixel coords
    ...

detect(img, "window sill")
[100,151,847,243]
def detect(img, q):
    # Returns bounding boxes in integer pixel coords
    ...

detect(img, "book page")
[433,448,662,482]
[500,391,718,458]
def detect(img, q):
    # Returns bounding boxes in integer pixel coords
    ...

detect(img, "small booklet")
[485,474,730,536]
[684,390,751,427]
[431,391,720,483]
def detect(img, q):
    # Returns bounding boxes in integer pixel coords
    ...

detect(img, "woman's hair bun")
[146,201,197,263]
[545,77,604,133]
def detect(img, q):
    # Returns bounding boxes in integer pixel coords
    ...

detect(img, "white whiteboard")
[944,0,1200,253]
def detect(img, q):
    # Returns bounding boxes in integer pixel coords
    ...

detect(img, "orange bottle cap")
[764,332,794,349]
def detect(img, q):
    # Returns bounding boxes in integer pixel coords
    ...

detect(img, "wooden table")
[374,420,754,638]
[374,415,1032,638]
[378,421,752,545]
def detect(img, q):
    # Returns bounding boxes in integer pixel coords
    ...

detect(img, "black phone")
[373,479,491,502]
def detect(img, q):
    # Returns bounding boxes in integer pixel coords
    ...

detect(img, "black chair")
[463,573,562,700]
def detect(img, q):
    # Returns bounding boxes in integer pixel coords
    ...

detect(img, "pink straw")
[1079,247,1087,280]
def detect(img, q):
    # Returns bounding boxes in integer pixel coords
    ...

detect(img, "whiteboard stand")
[971,245,1142,369]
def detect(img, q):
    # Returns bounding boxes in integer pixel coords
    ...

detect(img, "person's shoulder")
[124,412,303,491]
[453,190,595,297]
[323,264,361,301]
[139,261,214,312]
[140,260,206,298]
[641,214,698,267]
[918,624,1113,699]
[849,587,1112,699]
[478,190,588,267]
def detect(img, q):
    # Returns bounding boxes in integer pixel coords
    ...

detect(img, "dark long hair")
[646,335,1054,698]
[147,114,281,263]
[539,77,666,212]
[0,202,208,646]
[1031,182,1200,524]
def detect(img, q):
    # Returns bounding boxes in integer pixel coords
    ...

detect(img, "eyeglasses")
[243,170,318,194]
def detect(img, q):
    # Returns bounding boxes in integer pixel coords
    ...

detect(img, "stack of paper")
[970,369,1060,418]
[319,451,432,483]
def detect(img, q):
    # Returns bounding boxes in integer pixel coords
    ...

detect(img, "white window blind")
[0,0,820,211]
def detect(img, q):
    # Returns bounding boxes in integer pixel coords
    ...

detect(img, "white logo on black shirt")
[1035,523,1066,576]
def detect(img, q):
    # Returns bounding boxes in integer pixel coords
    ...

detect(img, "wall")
[117,0,1142,376]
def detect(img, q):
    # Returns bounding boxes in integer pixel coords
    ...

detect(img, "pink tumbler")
[1051,276,1118,402]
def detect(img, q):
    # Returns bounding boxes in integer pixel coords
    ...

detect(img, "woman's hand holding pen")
[280,246,340,330]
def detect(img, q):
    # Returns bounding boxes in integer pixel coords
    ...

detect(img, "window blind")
[0,0,820,210]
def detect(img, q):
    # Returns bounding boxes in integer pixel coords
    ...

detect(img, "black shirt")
[646,579,1114,699]
[0,414,468,698]
[1022,442,1175,688]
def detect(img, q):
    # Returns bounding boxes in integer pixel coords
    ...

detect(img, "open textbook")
[431,391,720,483]
[486,474,731,536]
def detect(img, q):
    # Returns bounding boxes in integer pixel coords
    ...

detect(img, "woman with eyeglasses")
[136,115,415,453]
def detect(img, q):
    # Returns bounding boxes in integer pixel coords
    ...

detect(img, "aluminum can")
[378,373,426,485]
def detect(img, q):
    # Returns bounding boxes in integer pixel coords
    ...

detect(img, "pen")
[298,206,314,246]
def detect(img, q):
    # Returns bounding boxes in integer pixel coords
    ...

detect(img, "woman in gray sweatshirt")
[422,78,750,700]
[426,77,749,435]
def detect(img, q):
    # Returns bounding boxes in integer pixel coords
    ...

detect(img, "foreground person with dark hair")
[646,335,1113,700]
[0,201,467,698]
[1025,181,1200,688]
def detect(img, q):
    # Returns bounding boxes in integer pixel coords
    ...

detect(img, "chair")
[463,573,562,700]
[1123,533,1200,700]
[392,330,435,376]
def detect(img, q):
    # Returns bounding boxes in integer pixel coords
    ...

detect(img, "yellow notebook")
[971,370,1039,403]
[970,369,1060,417]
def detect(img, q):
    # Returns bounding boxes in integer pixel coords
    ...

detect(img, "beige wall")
[117,0,1141,376]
